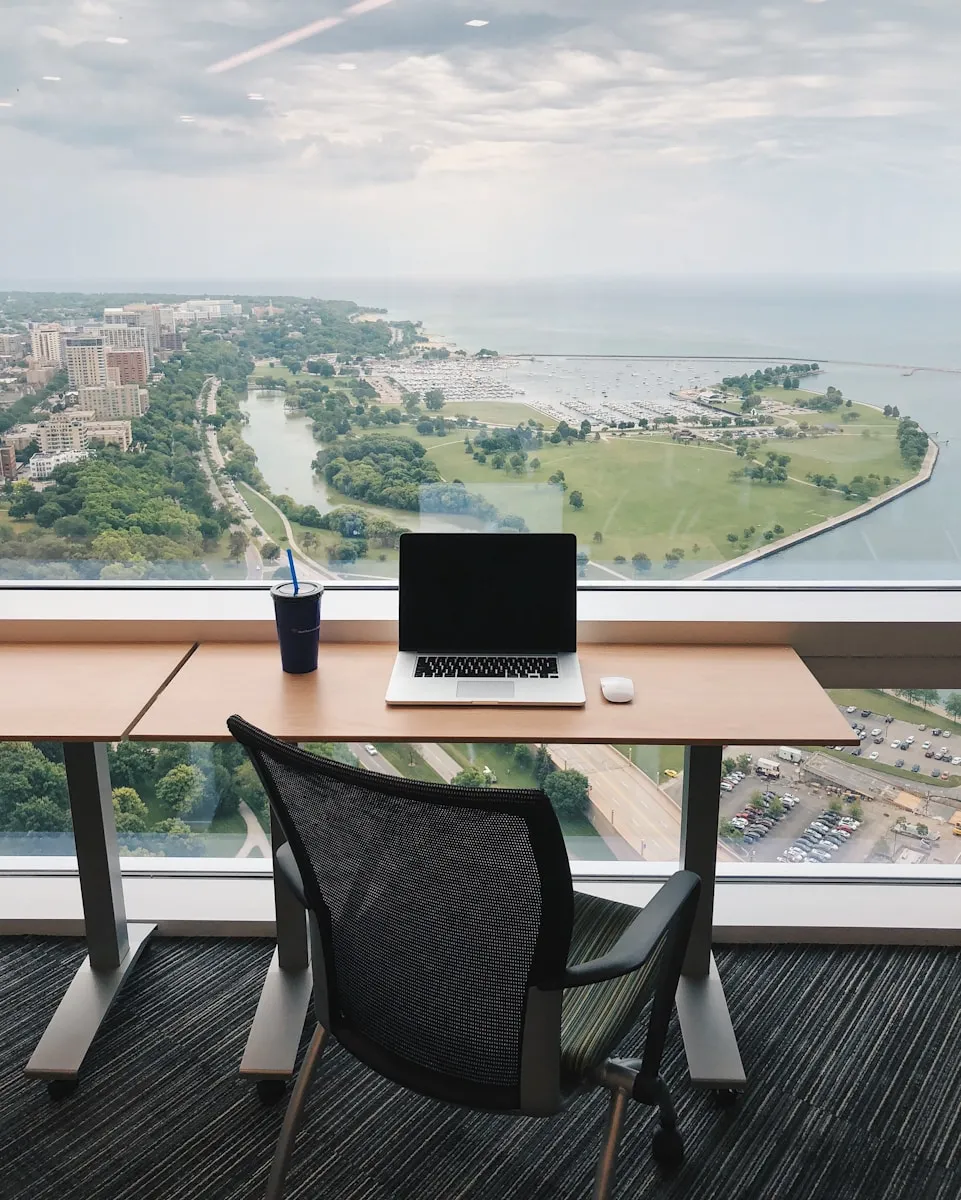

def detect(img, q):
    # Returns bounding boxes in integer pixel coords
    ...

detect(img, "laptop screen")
[399,533,577,653]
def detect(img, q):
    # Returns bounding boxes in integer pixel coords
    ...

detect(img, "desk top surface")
[130,641,857,746]
[0,643,195,742]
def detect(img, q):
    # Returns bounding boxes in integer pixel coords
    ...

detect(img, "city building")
[79,383,149,420]
[175,299,242,322]
[0,443,17,481]
[0,333,24,356]
[64,337,107,389]
[27,448,88,480]
[29,324,65,367]
[26,365,58,388]
[3,426,40,453]
[38,412,90,454]
[85,420,133,452]
[105,348,148,385]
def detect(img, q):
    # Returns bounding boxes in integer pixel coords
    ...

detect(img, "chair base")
[592,1061,685,1199]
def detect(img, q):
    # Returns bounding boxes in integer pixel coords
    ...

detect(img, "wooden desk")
[131,641,855,1099]
[0,643,195,1093]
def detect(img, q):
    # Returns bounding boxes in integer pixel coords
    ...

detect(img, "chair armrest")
[274,842,308,908]
[562,871,701,987]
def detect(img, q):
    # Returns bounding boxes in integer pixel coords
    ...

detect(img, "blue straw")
[286,548,299,594]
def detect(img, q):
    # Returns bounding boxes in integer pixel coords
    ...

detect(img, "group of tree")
[729,450,791,486]
[893,688,944,711]
[725,525,784,547]
[721,364,819,398]
[795,386,845,413]
[881,405,901,418]
[896,417,929,469]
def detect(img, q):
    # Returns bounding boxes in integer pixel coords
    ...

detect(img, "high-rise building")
[100,323,149,357]
[38,412,90,454]
[85,420,133,452]
[79,383,149,420]
[0,443,17,481]
[106,348,148,385]
[0,333,24,357]
[64,336,108,389]
[30,324,65,367]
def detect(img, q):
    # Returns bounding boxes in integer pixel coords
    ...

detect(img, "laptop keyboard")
[415,655,559,679]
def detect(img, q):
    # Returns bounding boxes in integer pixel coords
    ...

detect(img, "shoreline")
[692,436,940,580]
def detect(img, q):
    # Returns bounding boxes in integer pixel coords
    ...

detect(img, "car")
[839,820,861,831]
[861,709,872,717]
[811,849,832,861]
[851,748,862,756]
[831,829,851,840]
[758,818,776,829]
[925,749,936,758]
[664,768,679,779]
[873,736,884,744]
[911,764,921,773]
[743,833,758,844]
[868,750,879,759]
[932,768,941,778]
[932,728,942,736]
[871,728,883,737]
[730,819,749,830]
[858,730,868,740]
[953,757,961,766]
[363,744,378,755]
[809,823,830,834]
[895,758,905,768]
[884,714,895,723]
[944,731,952,739]
[954,827,961,838]
[899,741,910,750]
[919,724,927,732]
[890,741,901,749]
[940,747,949,755]
[846,705,857,713]
[818,813,840,824]
[922,741,932,749]
[906,735,915,744]
[720,781,734,791]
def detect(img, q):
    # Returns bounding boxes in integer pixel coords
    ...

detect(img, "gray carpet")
[2,937,960,1200]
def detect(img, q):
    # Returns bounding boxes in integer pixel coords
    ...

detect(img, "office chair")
[227,716,701,1200]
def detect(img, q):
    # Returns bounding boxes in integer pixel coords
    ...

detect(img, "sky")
[1,0,960,283]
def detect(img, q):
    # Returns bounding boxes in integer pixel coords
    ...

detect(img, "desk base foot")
[25,922,156,1083]
[675,954,746,1092]
[240,947,313,1086]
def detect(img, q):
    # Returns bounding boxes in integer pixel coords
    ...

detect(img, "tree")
[542,769,590,817]
[156,763,204,817]
[569,490,584,509]
[108,741,157,799]
[719,820,744,841]
[452,764,487,787]
[112,786,149,834]
[748,790,766,812]
[227,529,249,559]
[424,389,445,411]
[726,532,738,544]
[631,551,651,575]
[12,797,72,833]
[533,744,555,787]
[944,693,961,721]
[530,457,541,470]
[736,754,752,772]
[513,743,534,770]
[829,797,843,814]
[262,542,281,561]
[722,757,737,775]
[592,530,603,543]
[849,800,864,821]
[768,796,785,818]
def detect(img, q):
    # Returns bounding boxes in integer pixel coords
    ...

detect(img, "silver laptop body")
[386,532,586,707]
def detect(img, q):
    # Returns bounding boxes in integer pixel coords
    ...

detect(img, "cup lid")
[271,581,323,598]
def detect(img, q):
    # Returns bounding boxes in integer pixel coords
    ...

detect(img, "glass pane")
[0,3,958,582]
[0,742,75,857]
[719,688,961,867]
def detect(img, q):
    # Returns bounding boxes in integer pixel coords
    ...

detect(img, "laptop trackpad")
[456,680,515,701]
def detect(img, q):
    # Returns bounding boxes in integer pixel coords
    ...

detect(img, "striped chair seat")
[560,891,665,1087]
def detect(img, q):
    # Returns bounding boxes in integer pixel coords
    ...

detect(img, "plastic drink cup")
[271,580,322,674]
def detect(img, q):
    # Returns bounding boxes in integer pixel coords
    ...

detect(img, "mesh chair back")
[228,717,574,1110]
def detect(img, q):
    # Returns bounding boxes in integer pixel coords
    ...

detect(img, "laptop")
[385,532,586,706]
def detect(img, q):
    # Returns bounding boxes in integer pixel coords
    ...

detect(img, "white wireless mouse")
[600,676,634,704]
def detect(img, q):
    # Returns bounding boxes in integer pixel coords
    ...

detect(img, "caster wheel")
[256,1079,287,1106]
[47,1079,79,1101]
[651,1126,685,1167]
[712,1088,739,1109]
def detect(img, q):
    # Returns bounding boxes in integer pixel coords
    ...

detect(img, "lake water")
[237,277,961,580]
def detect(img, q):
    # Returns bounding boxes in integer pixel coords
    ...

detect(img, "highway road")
[414,743,463,782]
[350,743,399,775]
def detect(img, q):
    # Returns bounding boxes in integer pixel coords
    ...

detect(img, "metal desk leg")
[240,811,312,1094]
[674,744,746,1094]
[25,742,156,1091]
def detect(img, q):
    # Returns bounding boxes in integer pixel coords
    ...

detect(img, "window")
[1,4,959,883]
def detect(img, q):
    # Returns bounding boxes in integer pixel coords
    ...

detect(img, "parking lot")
[835,704,961,786]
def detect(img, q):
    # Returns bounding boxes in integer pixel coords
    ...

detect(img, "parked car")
[952,756,961,766]
[846,706,857,713]
[890,741,901,749]
[873,736,884,744]
[831,829,851,840]
[925,750,936,758]
[911,764,921,773]
[860,709,872,717]
[899,742,910,751]
[919,724,927,732]
[932,728,942,736]
[852,748,862,756]
[869,750,879,759]
[895,758,905,768]
[884,714,895,723]
[922,741,932,749]
[906,735,915,744]
[871,728,883,737]
[944,731,952,739]
[811,849,832,861]
[932,768,941,778]
[743,833,758,844]
[720,781,734,791]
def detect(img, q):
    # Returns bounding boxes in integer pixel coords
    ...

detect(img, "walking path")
[235,800,271,859]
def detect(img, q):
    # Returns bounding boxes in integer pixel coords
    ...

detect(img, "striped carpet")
[2,937,961,1200]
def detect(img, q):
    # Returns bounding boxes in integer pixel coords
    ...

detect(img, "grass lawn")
[208,810,248,838]
[252,360,295,383]
[440,742,539,789]
[818,746,961,789]
[613,745,685,781]
[442,401,558,429]
[828,689,961,735]
[425,430,904,569]
[375,743,444,784]
[202,532,248,580]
